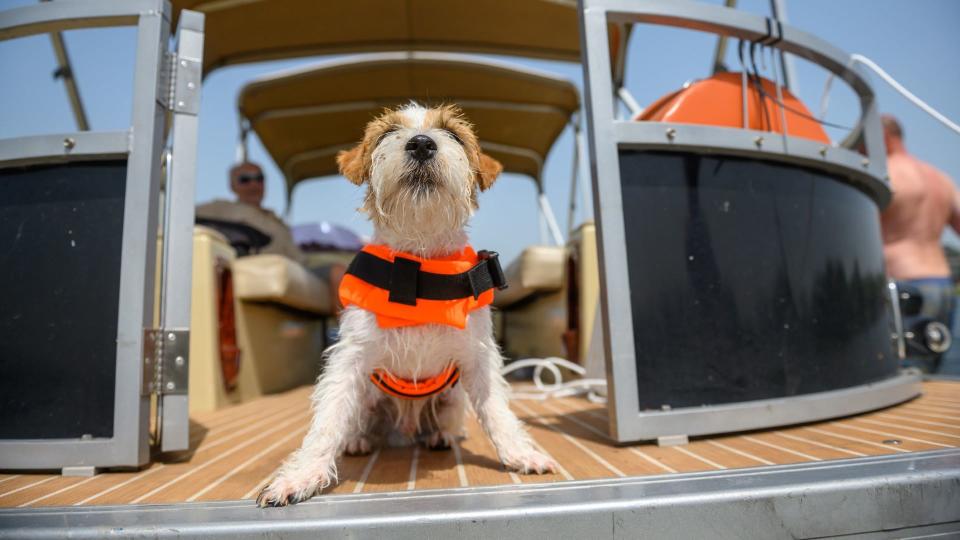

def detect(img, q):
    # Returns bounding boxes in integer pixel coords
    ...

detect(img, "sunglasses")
[237,173,264,185]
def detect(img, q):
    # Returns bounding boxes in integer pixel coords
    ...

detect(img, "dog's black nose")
[405,135,437,162]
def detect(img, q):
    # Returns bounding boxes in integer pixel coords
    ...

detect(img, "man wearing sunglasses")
[231,161,267,207]
[196,161,304,263]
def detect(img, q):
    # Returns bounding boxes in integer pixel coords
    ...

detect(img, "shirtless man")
[879,114,960,373]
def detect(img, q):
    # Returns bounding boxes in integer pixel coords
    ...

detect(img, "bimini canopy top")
[172,0,604,76]
[238,52,580,197]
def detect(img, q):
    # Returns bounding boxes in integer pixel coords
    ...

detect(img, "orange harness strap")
[370,364,460,400]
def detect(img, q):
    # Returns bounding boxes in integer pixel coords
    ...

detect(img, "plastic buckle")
[477,250,508,291]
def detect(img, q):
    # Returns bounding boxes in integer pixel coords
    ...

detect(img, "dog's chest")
[371,322,476,379]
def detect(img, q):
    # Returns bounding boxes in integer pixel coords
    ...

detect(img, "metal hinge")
[160,51,201,115]
[142,328,189,396]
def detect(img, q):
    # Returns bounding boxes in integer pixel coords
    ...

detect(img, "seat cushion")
[494,246,565,308]
[232,254,331,315]
[196,200,305,263]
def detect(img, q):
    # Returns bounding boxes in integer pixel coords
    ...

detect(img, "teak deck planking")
[1,380,957,508]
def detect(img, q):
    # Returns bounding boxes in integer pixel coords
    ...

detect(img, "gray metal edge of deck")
[2,449,958,539]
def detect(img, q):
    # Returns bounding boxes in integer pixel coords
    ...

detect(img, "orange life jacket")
[338,244,500,329]
[370,364,460,400]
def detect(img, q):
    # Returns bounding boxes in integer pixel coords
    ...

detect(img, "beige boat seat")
[232,254,331,315]
[494,245,566,308]
[195,199,305,263]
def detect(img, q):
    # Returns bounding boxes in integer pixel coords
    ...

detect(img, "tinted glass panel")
[617,151,896,410]
[0,161,126,438]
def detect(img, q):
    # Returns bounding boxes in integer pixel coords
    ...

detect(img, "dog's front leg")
[425,386,466,450]
[462,340,557,474]
[257,339,369,507]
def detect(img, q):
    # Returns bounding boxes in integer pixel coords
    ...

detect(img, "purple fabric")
[292,222,363,252]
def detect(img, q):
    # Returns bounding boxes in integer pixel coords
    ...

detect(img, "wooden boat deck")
[1,380,957,509]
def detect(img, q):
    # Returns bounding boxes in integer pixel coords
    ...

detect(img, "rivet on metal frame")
[665,127,677,141]
[754,136,764,147]
[63,137,76,150]
[862,158,870,168]
[819,146,828,157]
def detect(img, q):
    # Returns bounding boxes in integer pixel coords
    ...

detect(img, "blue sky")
[1,0,958,264]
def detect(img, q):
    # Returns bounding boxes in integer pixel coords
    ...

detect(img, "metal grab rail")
[580,0,888,197]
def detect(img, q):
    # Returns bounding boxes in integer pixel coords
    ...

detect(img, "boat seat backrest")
[232,254,331,316]
[493,245,566,308]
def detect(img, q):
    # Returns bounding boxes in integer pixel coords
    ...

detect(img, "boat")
[0,0,957,537]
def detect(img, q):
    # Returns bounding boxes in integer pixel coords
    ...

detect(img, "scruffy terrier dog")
[258,103,556,507]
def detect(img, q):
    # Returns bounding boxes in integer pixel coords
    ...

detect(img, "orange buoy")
[637,72,829,144]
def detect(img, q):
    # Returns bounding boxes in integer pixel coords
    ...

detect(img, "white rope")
[502,357,607,403]
[819,54,960,136]
[851,54,960,135]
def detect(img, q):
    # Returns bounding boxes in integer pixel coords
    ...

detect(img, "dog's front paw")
[345,436,372,456]
[256,470,333,507]
[424,431,455,451]
[502,449,557,475]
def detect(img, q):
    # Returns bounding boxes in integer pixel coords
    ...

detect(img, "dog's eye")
[377,127,398,144]
[444,129,465,146]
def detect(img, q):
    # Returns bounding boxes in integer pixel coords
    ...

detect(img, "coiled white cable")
[501,357,607,403]
[820,53,960,136]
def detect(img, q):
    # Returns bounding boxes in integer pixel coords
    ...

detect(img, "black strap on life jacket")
[345,249,508,306]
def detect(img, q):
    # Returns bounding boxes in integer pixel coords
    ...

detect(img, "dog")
[257,103,557,507]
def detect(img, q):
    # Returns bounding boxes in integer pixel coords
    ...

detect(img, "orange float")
[636,72,830,144]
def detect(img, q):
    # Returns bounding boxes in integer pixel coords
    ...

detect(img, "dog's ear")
[476,153,502,191]
[337,145,365,186]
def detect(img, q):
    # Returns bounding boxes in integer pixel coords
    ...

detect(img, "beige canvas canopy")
[171,0,611,75]
[238,52,580,198]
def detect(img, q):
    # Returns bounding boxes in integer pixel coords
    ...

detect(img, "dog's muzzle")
[405,135,437,162]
